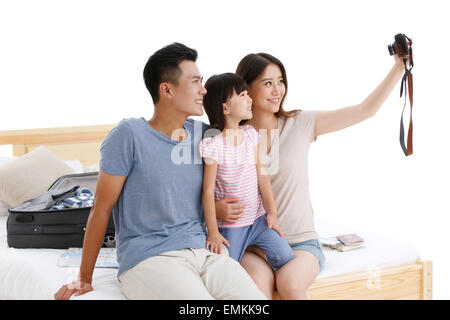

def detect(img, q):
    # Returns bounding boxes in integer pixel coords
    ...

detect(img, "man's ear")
[159,82,173,99]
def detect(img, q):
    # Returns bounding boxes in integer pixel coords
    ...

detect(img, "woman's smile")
[267,97,281,104]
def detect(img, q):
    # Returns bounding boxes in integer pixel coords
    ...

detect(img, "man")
[54,43,265,300]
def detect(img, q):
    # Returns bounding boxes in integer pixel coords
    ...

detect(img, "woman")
[215,48,411,299]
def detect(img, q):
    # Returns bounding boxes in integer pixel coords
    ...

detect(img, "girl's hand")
[267,214,285,238]
[215,198,245,223]
[206,232,230,254]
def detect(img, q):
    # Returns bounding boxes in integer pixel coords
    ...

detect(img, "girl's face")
[247,63,286,114]
[224,89,253,121]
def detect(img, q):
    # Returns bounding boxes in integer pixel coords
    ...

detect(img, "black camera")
[388,33,410,58]
[388,33,415,156]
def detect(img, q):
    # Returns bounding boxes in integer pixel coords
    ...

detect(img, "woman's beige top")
[261,110,318,244]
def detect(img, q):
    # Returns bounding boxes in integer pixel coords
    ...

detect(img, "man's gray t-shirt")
[99,117,208,277]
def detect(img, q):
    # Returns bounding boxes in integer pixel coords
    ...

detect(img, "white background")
[1,0,449,298]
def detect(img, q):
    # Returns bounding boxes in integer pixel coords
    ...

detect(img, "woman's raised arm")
[314,56,408,139]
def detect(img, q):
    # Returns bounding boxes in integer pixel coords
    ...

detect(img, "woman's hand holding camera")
[391,35,414,69]
[394,44,414,68]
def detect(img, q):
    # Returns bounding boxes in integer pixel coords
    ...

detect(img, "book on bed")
[58,247,118,268]
[320,233,365,252]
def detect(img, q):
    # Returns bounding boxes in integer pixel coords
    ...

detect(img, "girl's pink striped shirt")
[199,125,265,228]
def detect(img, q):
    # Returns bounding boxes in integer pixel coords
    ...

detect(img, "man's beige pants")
[119,247,267,300]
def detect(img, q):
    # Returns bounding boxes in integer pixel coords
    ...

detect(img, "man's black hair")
[143,42,198,104]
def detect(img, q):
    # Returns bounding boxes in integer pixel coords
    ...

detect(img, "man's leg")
[119,249,214,300]
[198,247,267,300]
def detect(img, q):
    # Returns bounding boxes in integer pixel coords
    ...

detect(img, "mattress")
[0,215,124,300]
[0,211,420,300]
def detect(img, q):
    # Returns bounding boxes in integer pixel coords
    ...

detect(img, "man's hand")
[54,280,93,300]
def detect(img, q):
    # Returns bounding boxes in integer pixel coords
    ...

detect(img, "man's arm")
[54,171,126,300]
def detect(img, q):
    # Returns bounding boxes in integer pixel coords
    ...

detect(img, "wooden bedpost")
[421,260,433,300]
[13,144,27,157]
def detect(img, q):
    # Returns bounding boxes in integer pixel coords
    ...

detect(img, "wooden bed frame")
[0,124,433,300]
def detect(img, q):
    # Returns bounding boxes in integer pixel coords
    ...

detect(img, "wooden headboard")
[0,124,116,166]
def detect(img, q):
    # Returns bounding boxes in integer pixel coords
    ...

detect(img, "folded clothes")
[9,184,95,212]
[50,187,94,210]
[62,196,94,209]
[51,202,66,211]
[11,185,80,212]
[77,188,93,196]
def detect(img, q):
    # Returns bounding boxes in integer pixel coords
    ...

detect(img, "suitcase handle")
[39,224,86,234]
[16,215,34,223]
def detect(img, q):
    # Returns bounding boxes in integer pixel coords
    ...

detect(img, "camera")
[388,33,410,58]
[388,33,414,156]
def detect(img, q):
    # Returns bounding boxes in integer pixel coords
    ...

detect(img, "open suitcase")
[7,172,115,249]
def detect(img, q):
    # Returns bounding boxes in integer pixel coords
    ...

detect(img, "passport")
[336,234,365,246]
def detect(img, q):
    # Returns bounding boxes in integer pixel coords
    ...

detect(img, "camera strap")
[399,40,414,156]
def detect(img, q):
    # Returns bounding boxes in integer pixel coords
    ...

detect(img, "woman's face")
[247,63,286,114]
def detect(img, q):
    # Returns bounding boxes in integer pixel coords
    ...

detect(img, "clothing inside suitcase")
[6,172,115,249]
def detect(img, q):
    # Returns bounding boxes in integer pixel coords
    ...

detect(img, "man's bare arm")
[54,171,126,300]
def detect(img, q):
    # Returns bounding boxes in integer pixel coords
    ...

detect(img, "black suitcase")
[7,172,115,249]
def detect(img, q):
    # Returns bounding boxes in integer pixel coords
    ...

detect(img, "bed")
[0,124,432,300]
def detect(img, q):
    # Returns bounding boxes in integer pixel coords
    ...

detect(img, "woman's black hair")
[236,53,298,119]
[143,42,198,104]
[203,73,248,132]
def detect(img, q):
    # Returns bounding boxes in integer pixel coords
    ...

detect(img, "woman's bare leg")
[275,250,320,300]
[240,248,275,299]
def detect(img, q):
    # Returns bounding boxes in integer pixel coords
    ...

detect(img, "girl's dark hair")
[143,42,198,104]
[203,73,248,132]
[236,53,298,119]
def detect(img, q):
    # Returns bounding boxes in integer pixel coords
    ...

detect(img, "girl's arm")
[202,160,230,253]
[314,57,406,139]
[255,145,285,237]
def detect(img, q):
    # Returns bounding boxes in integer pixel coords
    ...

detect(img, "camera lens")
[388,44,396,56]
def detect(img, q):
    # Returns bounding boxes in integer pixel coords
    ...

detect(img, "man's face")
[170,60,207,117]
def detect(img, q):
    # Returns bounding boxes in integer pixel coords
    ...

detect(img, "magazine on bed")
[319,233,365,252]
[57,247,118,268]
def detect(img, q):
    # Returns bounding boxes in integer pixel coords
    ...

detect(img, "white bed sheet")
[0,213,420,300]
[0,216,123,300]
[315,220,420,279]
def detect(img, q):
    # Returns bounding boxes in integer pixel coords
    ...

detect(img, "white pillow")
[0,157,16,168]
[83,163,100,173]
[0,199,9,217]
[64,160,84,174]
[0,146,75,207]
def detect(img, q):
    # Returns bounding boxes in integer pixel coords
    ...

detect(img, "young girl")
[199,73,294,271]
